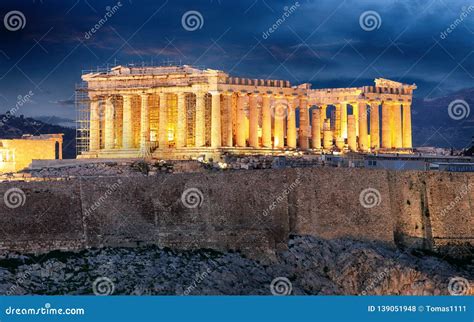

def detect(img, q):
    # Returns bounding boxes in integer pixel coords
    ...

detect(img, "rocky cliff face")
[0,236,471,296]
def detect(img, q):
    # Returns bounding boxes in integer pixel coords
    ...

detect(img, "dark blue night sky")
[0,0,472,120]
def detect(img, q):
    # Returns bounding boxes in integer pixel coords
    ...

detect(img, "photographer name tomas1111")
[368,305,468,313]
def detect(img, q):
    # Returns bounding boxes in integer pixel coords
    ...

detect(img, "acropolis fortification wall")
[0,168,471,260]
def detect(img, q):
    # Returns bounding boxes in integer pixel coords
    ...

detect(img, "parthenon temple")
[76,65,416,159]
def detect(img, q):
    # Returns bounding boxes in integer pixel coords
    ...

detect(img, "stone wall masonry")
[387,171,474,257]
[0,167,472,260]
[288,168,394,243]
[0,181,83,253]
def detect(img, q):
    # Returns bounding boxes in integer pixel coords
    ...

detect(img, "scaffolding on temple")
[75,81,90,157]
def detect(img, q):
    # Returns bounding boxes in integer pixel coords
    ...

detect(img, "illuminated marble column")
[261,94,272,148]
[402,102,412,148]
[210,91,222,148]
[311,109,321,149]
[322,119,332,150]
[159,92,168,148]
[298,97,309,149]
[341,102,348,139]
[392,101,402,148]
[122,94,133,149]
[273,96,285,149]
[370,101,380,150]
[335,138,344,150]
[236,92,247,147]
[334,102,344,150]
[352,102,359,136]
[139,94,151,151]
[320,105,327,135]
[176,92,186,148]
[334,103,342,140]
[249,93,259,148]
[104,97,115,149]
[223,93,233,147]
[347,115,357,151]
[89,97,100,151]
[358,101,368,152]
[381,101,392,149]
[195,92,206,147]
[286,96,297,149]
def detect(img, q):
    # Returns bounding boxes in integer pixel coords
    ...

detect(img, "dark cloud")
[0,0,472,119]
[52,99,75,106]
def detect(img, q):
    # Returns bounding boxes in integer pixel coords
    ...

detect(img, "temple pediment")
[375,78,417,89]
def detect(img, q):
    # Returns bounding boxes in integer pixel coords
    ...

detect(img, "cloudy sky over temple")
[0,0,472,119]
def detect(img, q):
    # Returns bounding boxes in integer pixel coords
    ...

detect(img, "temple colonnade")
[88,91,412,152]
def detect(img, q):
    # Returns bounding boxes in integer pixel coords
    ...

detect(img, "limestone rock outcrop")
[0,236,471,295]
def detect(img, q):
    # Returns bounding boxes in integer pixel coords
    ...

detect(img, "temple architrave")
[77,65,416,160]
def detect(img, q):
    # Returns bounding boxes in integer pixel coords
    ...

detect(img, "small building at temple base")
[0,134,63,173]
[76,65,416,160]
